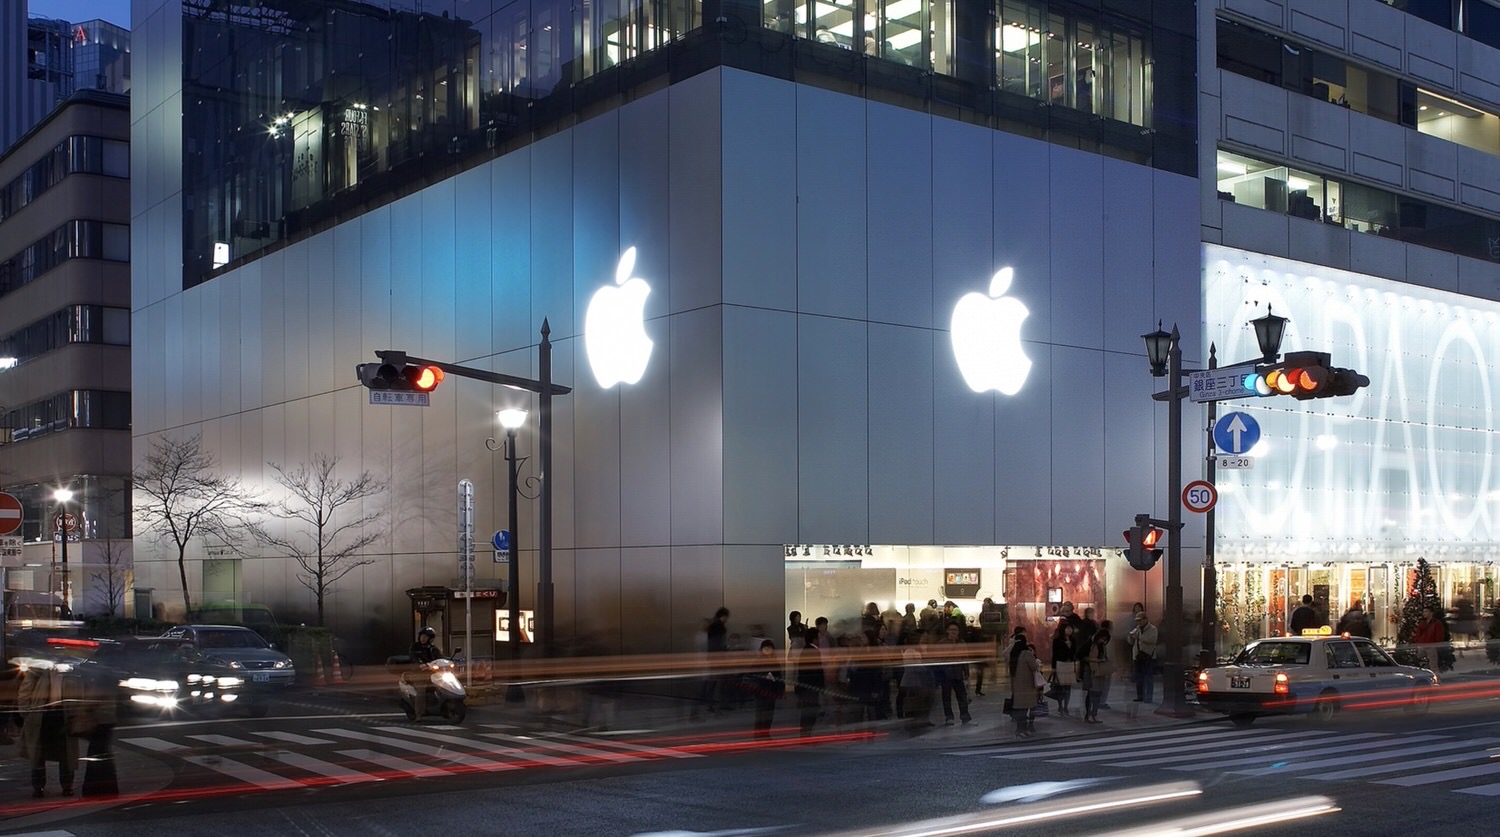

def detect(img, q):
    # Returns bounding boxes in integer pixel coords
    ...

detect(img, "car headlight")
[217,676,244,688]
[273,660,290,669]
[121,677,179,693]
[208,657,243,669]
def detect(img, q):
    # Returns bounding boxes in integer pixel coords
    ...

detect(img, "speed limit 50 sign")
[1182,480,1218,513]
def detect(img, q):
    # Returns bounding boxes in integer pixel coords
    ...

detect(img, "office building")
[1202,0,1500,644]
[130,0,1198,660]
[0,88,133,619]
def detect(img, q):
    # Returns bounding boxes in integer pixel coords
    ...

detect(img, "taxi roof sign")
[1299,626,1333,636]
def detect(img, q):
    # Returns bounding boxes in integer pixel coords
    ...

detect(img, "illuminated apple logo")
[584,247,654,388]
[950,267,1031,395]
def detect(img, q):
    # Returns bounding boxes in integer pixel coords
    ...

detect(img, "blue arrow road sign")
[493,530,511,552]
[1213,411,1261,455]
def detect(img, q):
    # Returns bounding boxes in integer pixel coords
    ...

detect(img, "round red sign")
[1182,480,1218,514]
[0,492,23,536]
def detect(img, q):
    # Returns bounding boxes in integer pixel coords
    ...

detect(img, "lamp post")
[497,407,527,659]
[53,487,73,619]
[1141,323,1190,717]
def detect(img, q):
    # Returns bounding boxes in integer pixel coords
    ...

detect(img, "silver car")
[161,624,296,689]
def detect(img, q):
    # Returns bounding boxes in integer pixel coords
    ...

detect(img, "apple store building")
[129,0,1200,660]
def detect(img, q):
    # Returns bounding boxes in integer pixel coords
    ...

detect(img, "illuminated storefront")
[1206,243,1499,650]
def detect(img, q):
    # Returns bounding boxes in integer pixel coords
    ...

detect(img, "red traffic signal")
[357,362,445,393]
[1123,522,1164,571]
[409,364,444,392]
[1243,351,1366,400]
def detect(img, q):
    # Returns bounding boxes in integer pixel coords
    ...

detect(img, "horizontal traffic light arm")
[376,350,572,396]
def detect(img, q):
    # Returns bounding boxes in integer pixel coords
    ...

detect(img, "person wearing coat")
[17,661,82,798]
[1080,629,1113,724]
[1007,638,1040,737]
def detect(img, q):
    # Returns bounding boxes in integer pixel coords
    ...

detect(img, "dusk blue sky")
[30,0,131,28]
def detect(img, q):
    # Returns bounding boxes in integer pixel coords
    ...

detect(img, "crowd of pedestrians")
[700,598,1169,741]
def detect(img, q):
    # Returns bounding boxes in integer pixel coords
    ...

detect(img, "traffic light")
[1123,522,1163,571]
[356,361,445,392]
[1241,351,1368,400]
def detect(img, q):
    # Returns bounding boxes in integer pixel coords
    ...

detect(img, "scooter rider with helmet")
[411,626,441,663]
[409,627,442,718]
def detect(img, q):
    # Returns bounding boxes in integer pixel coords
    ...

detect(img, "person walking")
[1096,619,1117,709]
[900,603,919,644]
[898,632,936,731]
[796,627,825,736]
[18,661,81,798]
[1288,595,1321,635]
[1080,628,1112,724]
[747,639,781,739]
[936,621,974,725]
[1007,637,1040,737]
[700,607,731,713]
[1335,603,1372,638]
[1127,612,1160,704]
[1050,621,1080,716]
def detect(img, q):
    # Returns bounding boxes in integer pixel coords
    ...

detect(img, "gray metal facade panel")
[667,70,723,316]
[668,306,725,546]
[795,85,868,322]
[993,131,1053,347]
[1101,158,1158,355]
[722,70,797,313]
[490,149,533,357]
[452,166,495,365]
[866,100,934,330]
[796,314,871,542]
[932,117,994,335]
[1048,144,1106,347]
[1049,344,1107,544]
[722,306,799,546]
[866,322,937,546]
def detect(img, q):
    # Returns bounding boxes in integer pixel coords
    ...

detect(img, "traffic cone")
[330,653,345,684]
[313,655,327,686]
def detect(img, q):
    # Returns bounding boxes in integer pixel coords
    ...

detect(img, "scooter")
[394,652,468,724]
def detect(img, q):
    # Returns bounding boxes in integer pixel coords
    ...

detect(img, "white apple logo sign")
[950,266,1032,395]
[584,247,654,388]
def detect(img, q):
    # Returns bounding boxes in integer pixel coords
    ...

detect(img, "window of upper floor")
[1216,146,1500,264]
[1217,18,1500,166]
[0,135,128,225]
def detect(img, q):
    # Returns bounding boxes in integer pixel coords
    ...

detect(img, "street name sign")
[1189,364,1258,403]
[369,391,430,407]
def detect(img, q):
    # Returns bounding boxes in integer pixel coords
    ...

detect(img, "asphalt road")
[3,675,1498,836]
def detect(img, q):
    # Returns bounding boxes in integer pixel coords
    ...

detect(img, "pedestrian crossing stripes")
[948,725,1500,797]
[115,722,706,793]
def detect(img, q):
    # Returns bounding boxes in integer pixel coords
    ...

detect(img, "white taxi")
[1196,631,1438,727]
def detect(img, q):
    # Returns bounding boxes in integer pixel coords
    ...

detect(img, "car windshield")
[1234,641,1311,666]
[197,630,268,649]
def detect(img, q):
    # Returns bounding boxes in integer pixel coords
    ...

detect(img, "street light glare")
[53,488,74,503]
[497,408,529,429]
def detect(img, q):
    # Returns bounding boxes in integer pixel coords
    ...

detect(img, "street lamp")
[497,407,527,660]
[1251,304,1288,362]
[53,487,74,619]
[1141,323,1190,717]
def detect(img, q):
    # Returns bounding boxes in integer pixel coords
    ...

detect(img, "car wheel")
[1229,712,1257,728]
[1312,689,1339,722]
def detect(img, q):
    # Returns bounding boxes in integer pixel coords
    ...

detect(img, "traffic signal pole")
[366,323,571,657]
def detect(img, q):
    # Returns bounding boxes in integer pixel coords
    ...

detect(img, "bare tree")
[250,453,384,626]
[134,434,266,616]
[90,538,129,617]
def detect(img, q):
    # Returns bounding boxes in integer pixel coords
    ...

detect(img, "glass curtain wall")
[180,0,1163,289]
[997,0,1149,127]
